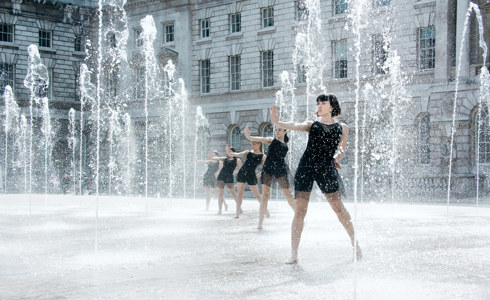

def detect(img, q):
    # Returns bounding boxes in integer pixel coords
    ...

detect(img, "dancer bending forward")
[244,125,295,229]
[270,94,362,264]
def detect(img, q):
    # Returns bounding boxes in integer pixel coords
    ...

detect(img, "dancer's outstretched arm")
[226,144,249,158]
[244,126,273,144]
[270,105,312,133]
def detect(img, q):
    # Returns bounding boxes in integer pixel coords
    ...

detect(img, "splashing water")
[3,86,20,193]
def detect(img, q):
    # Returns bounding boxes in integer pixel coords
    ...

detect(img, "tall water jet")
[23,44,49,194]
[20,115,28,194]
[3,86,19,193]
[448,2,489,212]
[68,108,77,193]
[79,64,95,195]
[123,113,132,196]
[194,106,209,199]
[140,15,157,207]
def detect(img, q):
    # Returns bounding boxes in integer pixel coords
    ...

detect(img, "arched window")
[261,123,274,154]
[418,115,430,164]
[230,126,241,151]
[476,106,490,164]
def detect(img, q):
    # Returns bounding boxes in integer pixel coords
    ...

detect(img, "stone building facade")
[123,0,490,199]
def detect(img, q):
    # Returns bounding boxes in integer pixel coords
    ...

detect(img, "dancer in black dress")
[244,126,295,229]
[213,147,242,214]
[270,94,362,264]
[226,142,266,218]
[194,150,220,211]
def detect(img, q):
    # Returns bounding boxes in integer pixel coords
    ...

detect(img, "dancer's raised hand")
[270,105,280,125]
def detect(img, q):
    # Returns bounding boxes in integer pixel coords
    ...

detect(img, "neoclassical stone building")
[1,0,489,198]
[124,0,489,199]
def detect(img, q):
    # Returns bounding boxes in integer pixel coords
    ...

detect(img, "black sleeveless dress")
[262,138,288,178]
[294,121,343,194]
[217,157,237,183]
[236,152,263,185]
[203,161,219,187]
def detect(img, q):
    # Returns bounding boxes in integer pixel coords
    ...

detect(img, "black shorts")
[294,161,339,199]
[236,170,258,186]
[261,172,290,189]
[203,175,217,188]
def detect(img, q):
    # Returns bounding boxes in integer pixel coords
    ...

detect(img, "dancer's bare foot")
[285,257,298,264]
[354,244,362,261]
[234,215,239,219]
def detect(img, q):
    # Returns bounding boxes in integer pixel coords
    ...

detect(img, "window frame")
[261,6,274,28]
[334,0,348,15]
[0,63,15,93]
[0,23,14,43]
[419,26,436,71]
[200,59,211,94]
[229,55,241,91]
[230,13,241,34]
[261,50,274,87]
[135,29,143,47]
[373,34,388,75]
[200,19,210,38]
[230,126,242,151]
[165,23,174,43]
[295,1,309,21]
[334,40,348,79]
[39,29,52,48]
[374,0,391,7]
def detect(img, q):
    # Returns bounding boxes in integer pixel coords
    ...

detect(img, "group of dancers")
[195,94,361,264]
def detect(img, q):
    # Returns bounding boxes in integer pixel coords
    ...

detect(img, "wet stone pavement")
[0,194,489,299]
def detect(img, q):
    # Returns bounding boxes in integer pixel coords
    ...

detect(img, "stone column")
[455,0,471,79]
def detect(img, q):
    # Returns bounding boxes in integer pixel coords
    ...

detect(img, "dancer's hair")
[316,94,341,117]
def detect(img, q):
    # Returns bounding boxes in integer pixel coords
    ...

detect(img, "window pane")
[0,63,15,92]
[230,55,241,91]
[262,51,274,87]
[334,40,347,78]
[231,127,241,151]
[335,0,347,14]
[419,27,435,70]
[201,60,210,93]
[231,13,241,33]
[0,23,14,43]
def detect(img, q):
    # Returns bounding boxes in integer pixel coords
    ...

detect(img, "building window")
[231,126,241,151]
[135,29,143,47]
[261,6,274,28]
[200,59,210,93]
[105,67,118,99]
[477,106,490,164]
[418,115,430,164]
[39,30,52,48]
[262,123,274,154]
[374,0,391,7]
[230,55,241,91]
[0,63,15,92]
[200,19,210,38]
[74,35,84,52]
[165,23,174,43]
[297,64,307,83]
[230,13,241,33]
[334,40,348,79]
[295,1,309,21]
[261,50,274,87]
[0,23,14,43]
[135,66,145,99]
[107,32,117,48]
[373,35,388,75]
[335,0,348,15]
[419,26,436,70]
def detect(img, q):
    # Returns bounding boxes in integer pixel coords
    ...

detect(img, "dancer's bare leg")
[286,197,309,264]
[235,182,246,218]
[205,187,211,210]
[227,185,238,202]
[257,185,271,229]
[215,186,227,211]
[250,185,268,218]
[325,191,362,260]
[217,187,225,214]
[281,188,296,211]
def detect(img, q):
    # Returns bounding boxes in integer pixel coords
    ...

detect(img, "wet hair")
[284,133,289,143]
[252,141,263,153]
[316,94,341,117]
[229,147,236,153]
